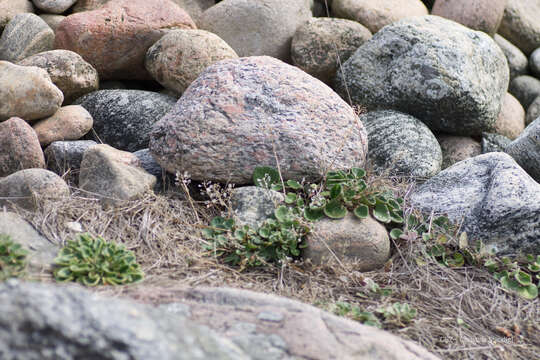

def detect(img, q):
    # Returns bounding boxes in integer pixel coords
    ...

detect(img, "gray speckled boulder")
[0,168,69,210]
[361,110,442,178]
[410,152,540,255]
[44,140,97,178]
[494,34,528,81]
[526,95,540,126]
[133,148,170,189]
[291,17,371,83]
[231,186,285,229]
[74,90,176,152]
[18,50,99,105]
[0,13,54,62]
[481,132,512,153]
[0,280,249,360]
[200,0,313,61]
[498,0,540,55]
[529,47,540,78]
[505,118,540,182]
[32,0,77,14]
[335,16,509,136]
[509,75,540,109]
[150,56,368,184]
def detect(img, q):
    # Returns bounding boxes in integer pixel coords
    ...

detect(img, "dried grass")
[7,179,539,360]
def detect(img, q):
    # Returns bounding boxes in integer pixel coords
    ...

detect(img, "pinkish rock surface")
[55,0,196,80]
[432,0,506,35]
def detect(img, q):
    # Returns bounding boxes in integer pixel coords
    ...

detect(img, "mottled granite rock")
[505,117,540,182]
[291,17,371,83]
[432,0,506,36]
[0,13,54,62]
[18,50,99,105]
[361,110,442,178]
[200,0,312,61]
[74,90,176,152]
[493,92,525,140]
[438,135,481,169]
[44,140,97,178]
[230,186,285,229]
[335,16,509,136]
[411,152,540,255]
[0,0,34,28]
[33,0,77,14]
[0,117,45,177]
[150,56,368,184]
[32,105,93,146]
[304,214,390,271]
[494,34,529,81]
[145,29,238,95]
[0,168,69,210]
[526,95,540,125]
[498,0,540,55]
[481,132,512,153]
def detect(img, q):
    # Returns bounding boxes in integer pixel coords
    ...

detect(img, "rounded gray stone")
[0,0,34,28]
[530,47,540,78]
[526,95,540,126]
[0,13,54,62]
[44,140,97,177]
[497,0,540,55]
[149,56,368,184]
[39,14,65,31]
[509,75,540,110]
[335,16,509,136]
[291,17,371,83]
[200,0,313,61]
[361,110,442,178]
[33,0,77,14]
[231,186,285,229]
[74,90,177,152]
[481,132,512,154]
[494,34,529,81]
[410,152,540,255]
[505,117,540,182]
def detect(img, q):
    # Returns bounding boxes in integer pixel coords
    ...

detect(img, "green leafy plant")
[202,205,310,269]
[53,233,144,286]
[485,255,539,300]
[0,234,28,281]
[376,302,417,326]
[329,301,382,328]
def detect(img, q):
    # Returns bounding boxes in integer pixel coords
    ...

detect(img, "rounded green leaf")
[389,228,403,240]
[285,192,297,204]
[353,205,369,219]
[324,199,347,219]
[274,206,289,222]
[515,270,532,286]
[252,166,280,188]
[304,207,325,221]
[330,184,343,199]
[517,284,538,300]
[286,179,301,189]
[350,168,366,179]
[373,203,391,223]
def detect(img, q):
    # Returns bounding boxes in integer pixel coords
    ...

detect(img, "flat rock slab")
[335,16,509,136]
[410,152,540,255]
[150,56,368,184]
[0,281,249,360]
[138,286,441,360]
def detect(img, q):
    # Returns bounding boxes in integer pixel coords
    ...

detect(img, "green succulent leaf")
[286,180,301,189]
[330,184,343,199]
[517,284,538,300]
[515,270,532,286]
[324,199,348,219]
[285,192,297,204]
[373,203,391,223]
[353,205,369,219]
[274,206,289,222]
[253,166,280,188]
[389,228,403,240]
[304,207,325,221]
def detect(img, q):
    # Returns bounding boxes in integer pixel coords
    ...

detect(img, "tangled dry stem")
[6,180,539,360]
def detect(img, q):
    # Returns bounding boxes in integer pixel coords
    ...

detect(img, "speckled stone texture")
[505,118,540,182]
[44,140,97,178]
[172,0,215,26]
[18,50,99,105]
[0,168,69,210]
[0,0,33,28]
[531,48,540,78]
[361,110,442,178]
[432,0,506,36]
[32,105,93,146]
[231,186,285,229]
[335,16,509,136]
[526,96,540,126]
[74,90,176,152]
[33,0,77,14]
[331,0,428,34]
[304,214,390,271]
[0,13,54,63]
[437,135,481,170]
[200,0,313,61]
[493,93,525,140]
[291,17,372,83]
[0,117,45,177]
[481,133,512,153]
[410,152,540,255]
[55,0,196,80]
[498,0,540,55]
[150,56,368,184]
[133,148,170,189]
[494,34,529,81]
[509,75,540,109]
[0,281,249,360]
[0,61,63,122]
[39,14,65,31]
[145,29,238,95]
